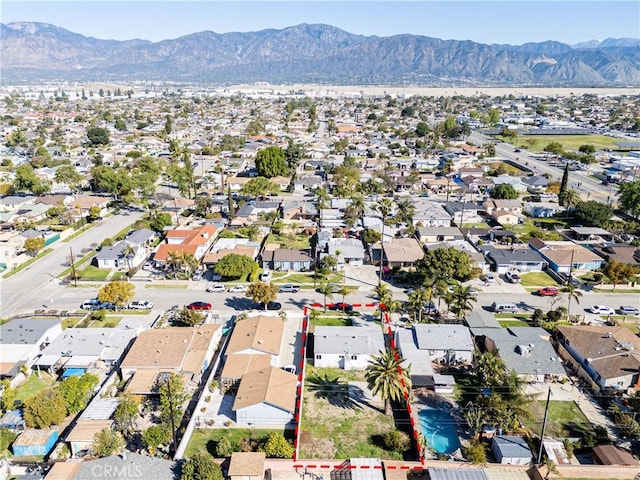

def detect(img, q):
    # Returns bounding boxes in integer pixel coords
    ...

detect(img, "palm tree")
[121,244,137,269]
[318,281,335,312]
[166,250,183,278]
[350,195,366,228]
[365,349,411,416]
[376,283,393,309]
[395,197,416,227]
[562,283,583,322]
[448,285,478,321]
[562,188,582,211]
[180,251,199,277]
[375,198,394,286]
[407,287,431,323]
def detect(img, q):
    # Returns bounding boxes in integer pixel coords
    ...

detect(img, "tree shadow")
[223,297,255,310]
[307,373,359,410]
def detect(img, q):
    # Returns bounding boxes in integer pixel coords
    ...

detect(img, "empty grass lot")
[514,134,621,152]
[14,373,56,405]
[184,428,288,458]
[522,400,590,438]
[519,272,559,287]
[75,265,110,281]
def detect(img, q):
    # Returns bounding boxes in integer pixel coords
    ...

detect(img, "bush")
[465,438,487,464]
[382,430,411,453]
[215,436,233,457]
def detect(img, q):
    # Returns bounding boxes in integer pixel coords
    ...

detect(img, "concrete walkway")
[523,382,618,439]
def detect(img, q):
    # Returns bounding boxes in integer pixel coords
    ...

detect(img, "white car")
[505,271,521,283]
[206,284,226,293]
[129,300,154,310]
[228,284,247,293]
[588,305,615,315]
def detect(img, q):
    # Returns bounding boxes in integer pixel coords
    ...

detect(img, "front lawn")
[76,265,110,281]
[513,134,620,152]
[498,319,530,328]
[310,315,353,328]
[14,373,56,405]
[519,272,559,287]
[522,400,590,438]
[299,365,405,459]
[88,316,122,328]
[184,428,288,458]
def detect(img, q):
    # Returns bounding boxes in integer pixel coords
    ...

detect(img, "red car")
[187,301,212,310]
[537,287,559,296]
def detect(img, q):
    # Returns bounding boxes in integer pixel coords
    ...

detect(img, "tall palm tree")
[448,285,478,321]
[318,281,335,312]
[180,251,199,277]
[365,349,411,416]
[562,189,582,211]
[375,198,394,286]
[350,195,366,228]
[407,287,431,323]
[562,283,583,322]
[166,250,183,278]
[395,197,416,227]
[376,283,393,309]
[121,244,136,269]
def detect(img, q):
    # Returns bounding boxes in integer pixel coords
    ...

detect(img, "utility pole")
[69,246,77,287]
[537,387,552,464]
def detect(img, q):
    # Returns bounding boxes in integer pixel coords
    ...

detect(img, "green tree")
[159,373,187,442]
[417,247,471,281]
[618,180,640,219]
[178,306,205,326]
[214,254,256,279]
[114,118,127,131]
[164,115,173,135]
[544,142,564,156]
[362,228,381,244]
[59,372,99,414]
[260,432,295,458]
[86,127,110,146]
[415,122,429,137]
[150,212,173,232]
[558,163,570,207]
[97,280,136,308]
[490,184,518,200]
[23,236,45,256]
[142,424,170,451]
[255,146,289,178]
[487,108,500,126]
[12,163,50,195]
[382,430,411,453]
[240,177,279,197]
[181,453,223,480]
[465,438,487,464]
[246,282,279,308]
[579,144,596,154]
[375,198,394,285]
[0,380,16,412]
[54,164,83,192]
[284,139,306,169]
[573,200,613,227]
[23,388,67,428]
[92,428,125,457]
[215,436,233,457]
[317,281,335,312]
[448,285,478,321]
[407,287,431,323]
[114,392,140,434]
[562,283,583,321]
[88,205,102,221]
[365,349,411,416]
[603,260,637,292]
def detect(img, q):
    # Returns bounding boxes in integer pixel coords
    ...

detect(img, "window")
[351,355,357,360]
[315,354,322,360]
[338,354,344,359]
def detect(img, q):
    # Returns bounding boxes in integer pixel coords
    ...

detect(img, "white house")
[313,326,385,370]
[412,324,474,364]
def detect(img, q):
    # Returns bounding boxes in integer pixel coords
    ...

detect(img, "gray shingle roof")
[314,326,384,356]
[492,435,532,460]
[73,452,178,480]
[0,319,61,345]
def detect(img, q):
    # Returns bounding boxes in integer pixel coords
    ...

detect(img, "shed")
[491,435,532,465]
[228,451,265,480]
[12,428,58,456]
[592,444,639,466]
[66,419,113,457]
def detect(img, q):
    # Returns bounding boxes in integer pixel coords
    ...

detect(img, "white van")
[490,302,519,314]
[80,298,101,310]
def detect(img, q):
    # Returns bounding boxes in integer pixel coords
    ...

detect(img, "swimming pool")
[417,406,461,454]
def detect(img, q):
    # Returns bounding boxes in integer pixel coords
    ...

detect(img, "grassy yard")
[266,233,310,250]
[14,373,56,405]
[522,400,590,438]
[76,265,110,281]
[310,315,353,328]
[184,428,287,458]
[519,271,559,287]
[498,319,530,328]
[89,316,122,328]
[299,365,404,459]
[514,134,621,152]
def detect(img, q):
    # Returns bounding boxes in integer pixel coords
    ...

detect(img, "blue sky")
[3,1,639,45]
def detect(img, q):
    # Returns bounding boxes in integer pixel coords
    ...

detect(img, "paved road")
[0,210,144,317]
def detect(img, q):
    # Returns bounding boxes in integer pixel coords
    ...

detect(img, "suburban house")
[0,195,36,213]
[293,175,323,192]
[444,201,484,225]
[232,366,297,426]
[592,243,640,265]
[62,452,178,479]
[522,175,549,193]
[383,238,424,269]
[479,245,547,274]
[416,226,463,244]
[152,224,218,267]
[412,200,453,227]
[201,238,260,268]
[472,327,567,383]
[228,452,266,480]
[225,315,284,362]
[529,238,605,273]
[94,235,149,270]
[220,354,272,390]
[72,195,111,216]
[491,435,533,465]
[525,202,561,218]
[326,238,366,266]
[0,319,63,380]
[555,325,640,392]
[262,248,312,272]
[120,325,222,390]
[412,324,474,365]
[313,326,385,370]
[281,201,317,221]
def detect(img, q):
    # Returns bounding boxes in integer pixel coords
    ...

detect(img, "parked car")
[228,285,247,293]
[187,301,212,310]
[206,284,226,293]
[282,364,297,375]
[328,303,354,313]
[142,262,154,271]
[192,271,204,281]
[587,305,615,315]
[537,286,559,296]
[259,301,282,311]
[80,299,101,309]
[259,270,273,282]
[505,271,521,283]
[279,284,300,293]
[128,300,154,310]
[617,305,640,315]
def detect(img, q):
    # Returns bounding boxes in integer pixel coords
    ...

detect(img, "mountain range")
[1,22,639,86]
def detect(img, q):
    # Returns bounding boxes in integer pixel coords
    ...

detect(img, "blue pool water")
[418,407,461,454]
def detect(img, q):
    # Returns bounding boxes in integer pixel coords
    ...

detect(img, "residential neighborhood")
[0,83,639,480]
